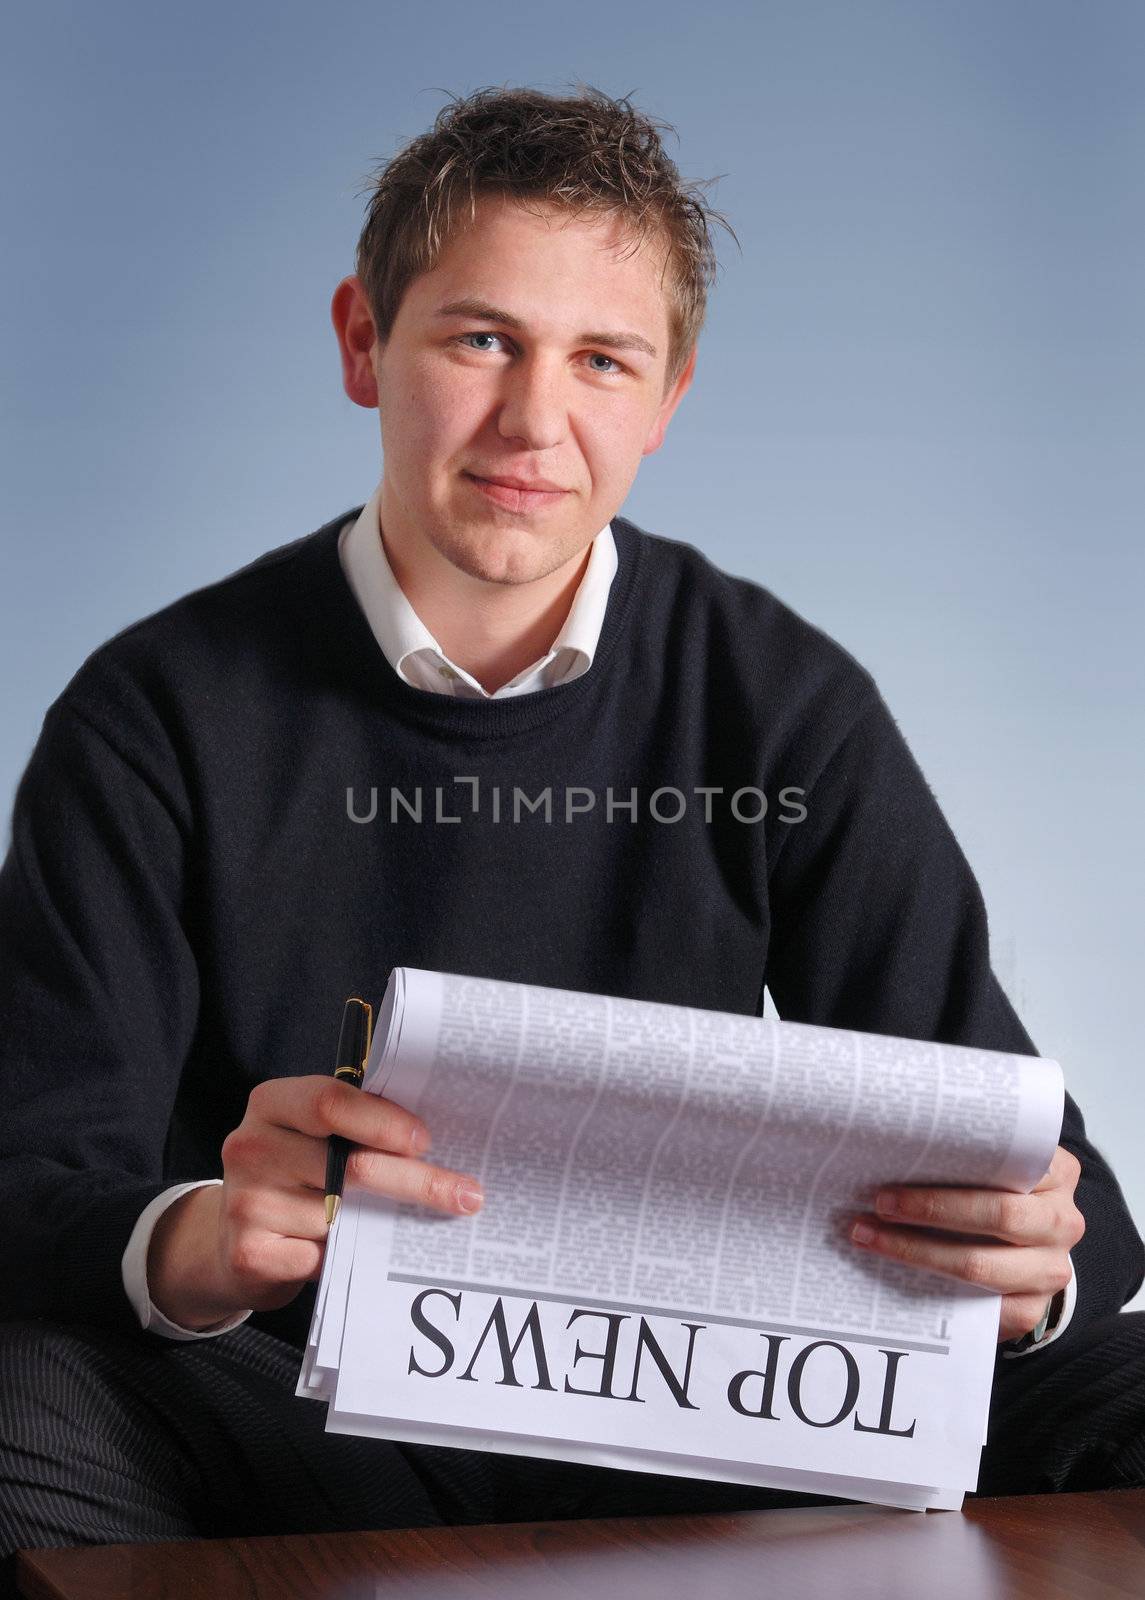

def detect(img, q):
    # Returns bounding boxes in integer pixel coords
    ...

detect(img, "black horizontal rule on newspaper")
[405,1287,919,1438]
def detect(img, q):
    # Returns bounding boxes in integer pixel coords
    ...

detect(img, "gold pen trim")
[359,999,374,1069]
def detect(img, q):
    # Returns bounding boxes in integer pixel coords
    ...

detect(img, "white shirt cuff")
[121,1179,253,1341]
[1001,1253,1077,1358]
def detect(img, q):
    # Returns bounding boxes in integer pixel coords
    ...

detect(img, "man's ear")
[642,345,697,457]
[331,276,380,409]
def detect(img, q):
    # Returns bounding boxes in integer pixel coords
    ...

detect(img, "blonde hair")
[354,83,739,391]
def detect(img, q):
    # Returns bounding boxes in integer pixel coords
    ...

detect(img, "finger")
[223,1182,331,1243]
[851,1218,1072,1297]
[1032,1145,1082,1194]
[998,1293,1055,1344]
[223,1118,482,1216]
[873,1185,1063,1246]
[345,1145,484,1216]
[247,1075,431,1155]
[221,1118,471,1206]
[222,1121,333,1189]
[222,1228,326,1303]
[219,1160,483,1304]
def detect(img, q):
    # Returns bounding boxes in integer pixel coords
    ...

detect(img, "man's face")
[351,194,694,589]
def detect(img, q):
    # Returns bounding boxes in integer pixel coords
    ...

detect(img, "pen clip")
[360,1000,374,1073]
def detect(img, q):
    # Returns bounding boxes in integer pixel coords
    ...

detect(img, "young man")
[0,85,1142,1568]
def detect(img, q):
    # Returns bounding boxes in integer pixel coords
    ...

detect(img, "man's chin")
[451,545,555,588]
[434,518,583,588]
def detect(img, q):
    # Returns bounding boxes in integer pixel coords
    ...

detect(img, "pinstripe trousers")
[2,1311,1144,1588]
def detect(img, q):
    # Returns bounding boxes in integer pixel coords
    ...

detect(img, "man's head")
[332,85,737,592]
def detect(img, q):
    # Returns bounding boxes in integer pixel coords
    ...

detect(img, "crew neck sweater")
[1,508,1140,1357]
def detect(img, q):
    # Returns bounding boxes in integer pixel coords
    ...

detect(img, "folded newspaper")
[298,968,1063,1512]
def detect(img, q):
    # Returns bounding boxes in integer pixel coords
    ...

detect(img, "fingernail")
[458,1186,484,1213]
[852,1221,877,1245]
[875,1192,898,1217]
[412,1126,431,1153]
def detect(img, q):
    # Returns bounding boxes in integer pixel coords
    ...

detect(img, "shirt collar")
[337,479,617,698]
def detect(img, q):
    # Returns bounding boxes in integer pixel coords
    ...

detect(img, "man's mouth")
[463,473,570,513]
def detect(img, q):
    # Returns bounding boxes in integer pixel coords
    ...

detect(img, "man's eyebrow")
[432,297,658,359]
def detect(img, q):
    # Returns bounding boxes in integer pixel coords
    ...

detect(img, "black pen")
[323,996,373,1226]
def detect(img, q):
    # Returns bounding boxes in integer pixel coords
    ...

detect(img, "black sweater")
[1,508,1140,1354]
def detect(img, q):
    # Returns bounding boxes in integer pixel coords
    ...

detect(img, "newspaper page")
[299,968,1063,1511]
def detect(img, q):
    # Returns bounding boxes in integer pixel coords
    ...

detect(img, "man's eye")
[459,332,505,353]
[456,334,624,376]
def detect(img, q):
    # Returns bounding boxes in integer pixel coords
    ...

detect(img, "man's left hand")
[850,1144,1085,1342]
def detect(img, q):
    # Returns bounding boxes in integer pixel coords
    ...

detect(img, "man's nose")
[495,355,568,451]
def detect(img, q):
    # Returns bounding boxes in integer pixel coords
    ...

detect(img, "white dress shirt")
[338,478,618,697]
[121,483,1075,1351]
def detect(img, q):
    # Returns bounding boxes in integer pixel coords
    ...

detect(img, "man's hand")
[849,1144,1085,1343]
[147,1075,484,1330]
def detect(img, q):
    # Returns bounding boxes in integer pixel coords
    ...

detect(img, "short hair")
[354,83,739,394]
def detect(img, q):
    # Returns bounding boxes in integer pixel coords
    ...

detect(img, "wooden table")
[16,1489,1145,1600]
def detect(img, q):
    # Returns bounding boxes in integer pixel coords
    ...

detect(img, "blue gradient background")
[3,2,1142,1305]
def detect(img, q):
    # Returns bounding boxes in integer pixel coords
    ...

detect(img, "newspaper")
[298,968,1064,1512]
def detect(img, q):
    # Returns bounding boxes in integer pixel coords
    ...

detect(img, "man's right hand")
[146,1075,484,1331]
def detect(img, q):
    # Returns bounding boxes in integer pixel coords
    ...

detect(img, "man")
[1,84,1142,1571]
